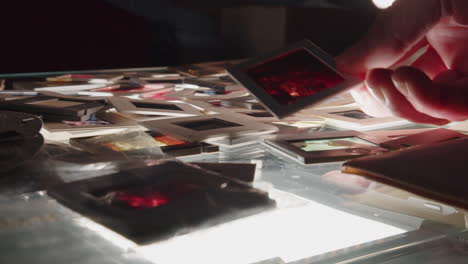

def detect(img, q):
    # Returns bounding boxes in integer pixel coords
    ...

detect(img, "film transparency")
[226,39,360,118]
[48,161,275,244]
[264,131,387,164]
[107,96,202,117]
[139,114,278,142]
[310,106,409,131]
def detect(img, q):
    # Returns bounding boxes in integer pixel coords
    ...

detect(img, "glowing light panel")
[138,199,406,264]
[372,0,396,9]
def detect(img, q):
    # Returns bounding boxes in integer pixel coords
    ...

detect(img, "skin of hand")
[336,0,468,125]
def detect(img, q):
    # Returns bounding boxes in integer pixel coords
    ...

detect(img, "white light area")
[273,121,323,128]
[88,79,113,84]
[372,0,396,9]
[138,201,406,264]
[34,83,106,94]
[41,127,129,142]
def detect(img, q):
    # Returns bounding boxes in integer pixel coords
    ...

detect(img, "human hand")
[321,170,373,194]
[336,0,468,124]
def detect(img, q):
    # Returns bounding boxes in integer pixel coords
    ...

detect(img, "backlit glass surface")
[332,110,373,120]
[291,137,376,152]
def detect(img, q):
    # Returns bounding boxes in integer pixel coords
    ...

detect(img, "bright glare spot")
[138,199,406,264]
[372,0,395,9]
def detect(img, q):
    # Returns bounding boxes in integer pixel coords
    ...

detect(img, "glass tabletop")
[1,139,467,264]
[1,66,467,264]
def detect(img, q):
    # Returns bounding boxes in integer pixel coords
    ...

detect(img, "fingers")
[433,69,462,84]
[321,170,371,194]
[392,66,468,121]
[426,17,468,75]
[358,66,468,123]
[336,0,442,76]
[350,83,394,117]
[410,46,448,79]
[366,68,450,125]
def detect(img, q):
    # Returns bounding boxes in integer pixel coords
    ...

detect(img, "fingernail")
[433,119,450,126]
[420,116,450,126]
[336,62,366,80]
[436,120,450,126]
[391,75,409,97]
[365,79,386,104]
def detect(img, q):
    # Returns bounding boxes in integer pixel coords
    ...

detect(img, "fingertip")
[349,83,393,117]
[336,61,364,79]
[393,66,431,83]
[366,68,394,87]
[364,68,451,125]
[391,66,432,97]
[433,70,462,84]
[429,119,451,126]
[417,117,450,126]
[364,69,394,102]
[390,67,468,121]
[335,52,367,79]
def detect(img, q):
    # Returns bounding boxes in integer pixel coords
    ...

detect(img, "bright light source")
[138,197,406,264]
[372,0,396,9]
[73,189,408,264]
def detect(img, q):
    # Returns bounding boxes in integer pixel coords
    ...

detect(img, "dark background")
[0,0,378,74]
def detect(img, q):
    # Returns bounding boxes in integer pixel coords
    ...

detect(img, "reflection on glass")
[102,141,147,152]
[291,137,376,152]
[138,191,406,264]
[332,110,373,120]
[152,135,187,147]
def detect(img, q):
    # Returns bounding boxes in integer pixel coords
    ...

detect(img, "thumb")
[336,0,444,76]
[392,67,468,121]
